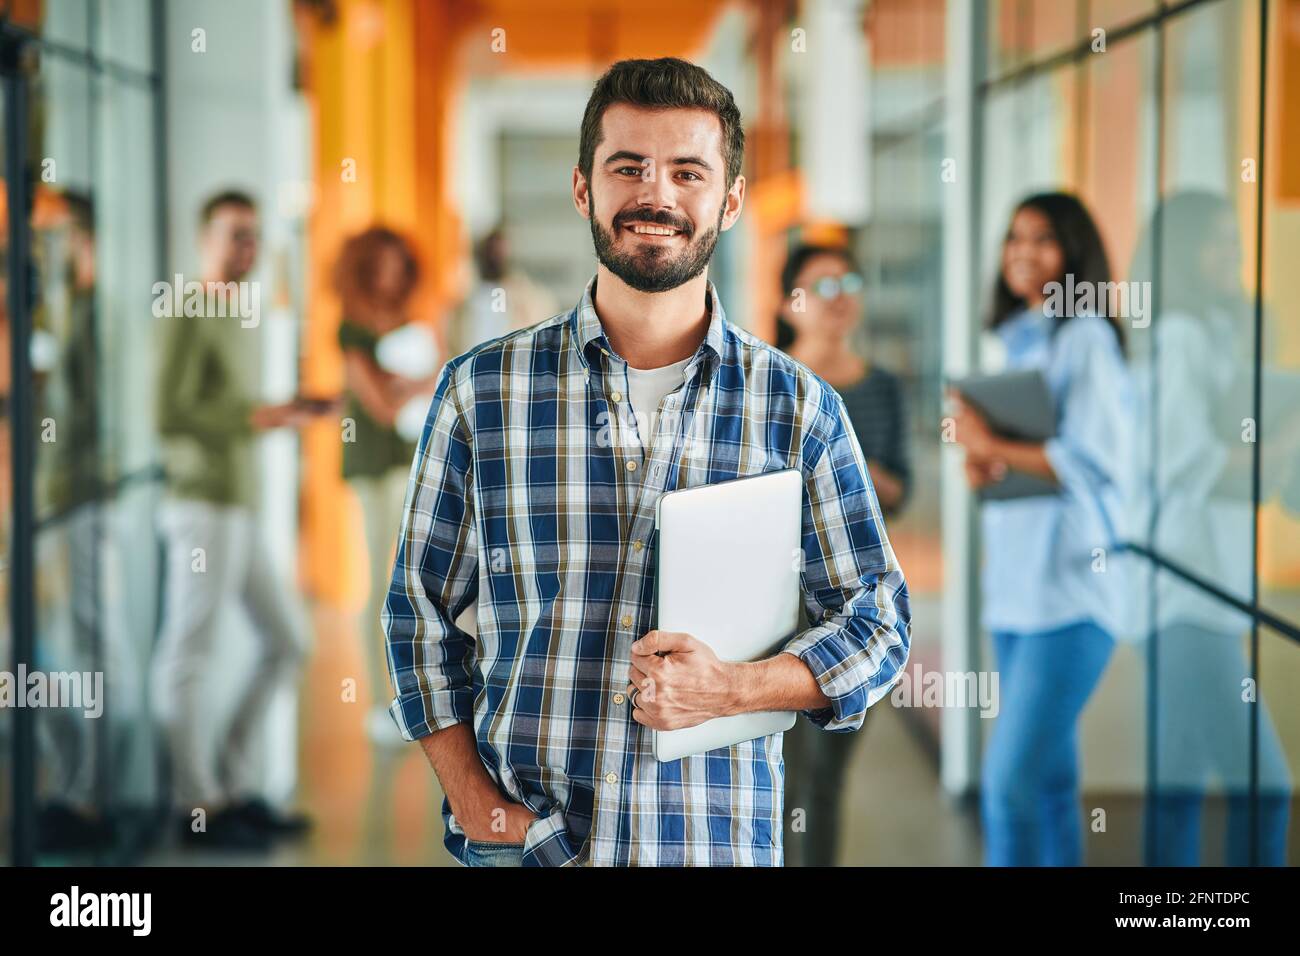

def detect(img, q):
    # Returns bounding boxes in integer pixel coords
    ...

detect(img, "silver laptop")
[651,468,803,762]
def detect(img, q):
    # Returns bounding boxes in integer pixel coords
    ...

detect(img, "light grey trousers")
[150,499,307,810]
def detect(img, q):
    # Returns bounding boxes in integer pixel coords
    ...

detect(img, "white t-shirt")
[625,355,692,451]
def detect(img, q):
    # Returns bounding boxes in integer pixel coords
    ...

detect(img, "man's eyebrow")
[602,150,714,171]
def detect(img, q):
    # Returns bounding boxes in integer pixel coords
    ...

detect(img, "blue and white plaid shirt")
[384,275,911,866]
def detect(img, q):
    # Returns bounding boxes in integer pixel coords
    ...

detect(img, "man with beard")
[382,57,910,866]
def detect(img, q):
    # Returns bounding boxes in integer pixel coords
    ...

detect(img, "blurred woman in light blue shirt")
[952,192,1133,866]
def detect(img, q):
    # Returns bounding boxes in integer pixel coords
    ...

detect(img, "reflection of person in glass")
[1130,191,1291,865]
[951,193,1132,866]
[774,242,910,866]
[31,192,114,851]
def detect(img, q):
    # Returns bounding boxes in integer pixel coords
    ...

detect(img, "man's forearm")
[723,652,831,715]
[417,722,504,820]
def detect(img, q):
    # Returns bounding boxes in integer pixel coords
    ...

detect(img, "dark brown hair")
[332,226,421,324]
[199,189,256,227]
[578,57,744,190]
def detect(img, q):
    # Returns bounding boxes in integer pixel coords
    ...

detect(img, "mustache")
[612,208,694,237]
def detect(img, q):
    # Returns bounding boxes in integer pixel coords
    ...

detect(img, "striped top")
[383,274,911,866]
[837,366,911,514]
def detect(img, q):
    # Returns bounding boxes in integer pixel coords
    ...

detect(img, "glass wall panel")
[4,2,161,865]
[986,0,1082,82]
[1258,626,1299,865]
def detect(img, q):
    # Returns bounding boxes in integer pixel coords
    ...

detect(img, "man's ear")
[572,166,591,220]
[719,174,746,233]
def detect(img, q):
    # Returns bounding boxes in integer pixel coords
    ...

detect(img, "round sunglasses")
[807,273,865,300]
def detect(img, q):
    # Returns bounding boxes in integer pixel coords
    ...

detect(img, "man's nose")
[635,164,676,211]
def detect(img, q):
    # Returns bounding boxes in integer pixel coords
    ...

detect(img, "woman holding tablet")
[951,192,1132,866]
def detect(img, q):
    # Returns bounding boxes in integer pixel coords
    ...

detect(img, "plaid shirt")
[384,275,911,866]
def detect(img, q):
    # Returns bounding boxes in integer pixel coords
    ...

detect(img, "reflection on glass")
[0,84,10,864]
[31,190,116,855]
[1130,193,1291,865]
[1145,575,1291,865]
[986,0,1081,81]
[1131,192,1255,603]
[1260,628,1300,864]
[1089,0,1158,32]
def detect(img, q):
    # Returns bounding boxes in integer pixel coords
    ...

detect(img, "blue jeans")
[981,619,1115,866]
[1147,792,1291,866]
[1144,619,1292,865]
[462,838,525,867]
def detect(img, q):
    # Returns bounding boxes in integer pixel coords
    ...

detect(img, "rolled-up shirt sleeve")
[384,360,480,740]
[782,390,912,732]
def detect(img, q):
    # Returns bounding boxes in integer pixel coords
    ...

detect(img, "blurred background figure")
[448,224,558,357]
[1130,191,1292,865]
[332,226,437,745]
[151,191,324,851]
[775,240,910,867]
[952,193,1132,866]
[29,191,119,853]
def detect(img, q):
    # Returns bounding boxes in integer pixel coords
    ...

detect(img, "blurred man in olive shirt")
[152,190,322,850]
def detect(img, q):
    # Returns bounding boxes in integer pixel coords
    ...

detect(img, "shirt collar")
[570,273,727,384]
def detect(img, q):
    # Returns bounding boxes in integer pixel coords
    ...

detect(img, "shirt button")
[604,772,618,785]
[626,460,637,472]
[613,693,625,705]
[611,390,622,402]
[633,539,643,551]
[601,347,610,356]
[621,614,632,627]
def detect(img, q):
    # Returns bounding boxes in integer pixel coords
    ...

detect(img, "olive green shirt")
[156,308,259,507]
[37,291,102,515]
[338,319,417,480]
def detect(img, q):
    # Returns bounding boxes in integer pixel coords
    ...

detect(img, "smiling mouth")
[622,221,685,238]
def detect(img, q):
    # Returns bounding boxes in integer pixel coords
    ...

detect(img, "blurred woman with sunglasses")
[951,192,1132,866]
[775,242,910,866]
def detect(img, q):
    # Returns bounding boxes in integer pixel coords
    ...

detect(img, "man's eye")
[616,166,642,176]
[677,171,701,182]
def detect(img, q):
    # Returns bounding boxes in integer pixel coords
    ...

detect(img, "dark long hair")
[775,243,861,352]
[990,191,1123,351]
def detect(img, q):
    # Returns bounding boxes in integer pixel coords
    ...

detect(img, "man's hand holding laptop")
[626,629,831,731]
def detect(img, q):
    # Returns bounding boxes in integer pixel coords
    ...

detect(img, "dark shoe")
[178,807,272,851]
[230,796,313,839]
[37,802,113,854]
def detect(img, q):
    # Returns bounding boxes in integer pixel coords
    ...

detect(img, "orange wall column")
[297,0,470,606]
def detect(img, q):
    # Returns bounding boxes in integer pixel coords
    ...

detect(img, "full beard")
[590,199,725,294]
